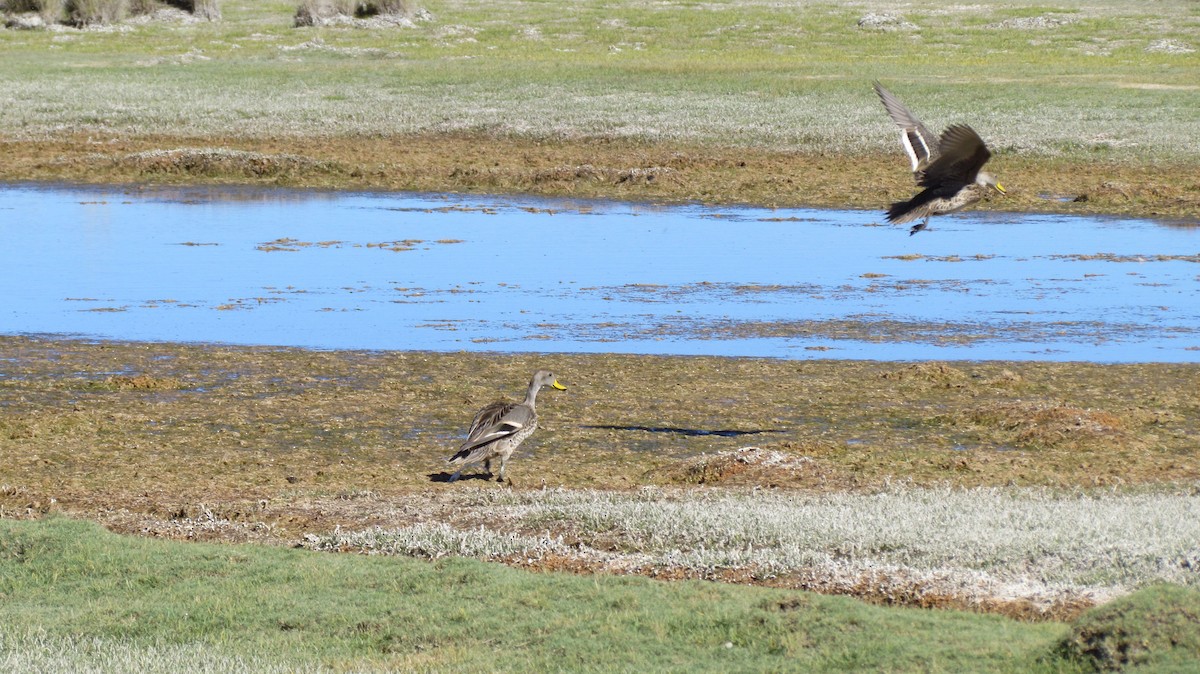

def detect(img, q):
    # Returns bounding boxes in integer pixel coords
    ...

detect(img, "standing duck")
[447,370,566,483]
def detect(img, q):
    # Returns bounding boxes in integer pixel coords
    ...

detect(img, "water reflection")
[1,183,1198,361]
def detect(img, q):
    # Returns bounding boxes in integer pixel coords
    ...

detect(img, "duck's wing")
[465,400,514,442]
[920,124,992,188]
[873,81,939,174]
[454,403,534,456]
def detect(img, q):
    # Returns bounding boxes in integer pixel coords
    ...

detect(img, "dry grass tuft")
[358,0,412,17]
[4,0,64,21]
[116,148,347,180]
[294,0,419,26]
[101,374,180,391]
[881,362,969,388]
[161,0,219,20]
[961,402,1131,450]
[294,0,353,26]
[67,0,128,25]
[663,446,816,485]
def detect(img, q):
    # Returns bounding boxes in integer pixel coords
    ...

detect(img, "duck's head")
[532,370,567,391]
[978,171,1006,194]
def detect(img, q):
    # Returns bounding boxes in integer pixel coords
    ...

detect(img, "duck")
[874,81,1006,235]
[447,370,566,483]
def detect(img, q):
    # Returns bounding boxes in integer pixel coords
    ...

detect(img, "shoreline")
[5,133,1199,220]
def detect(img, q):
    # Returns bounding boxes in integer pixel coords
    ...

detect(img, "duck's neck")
[523,382,541,408]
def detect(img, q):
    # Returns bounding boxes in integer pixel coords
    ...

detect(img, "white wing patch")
[901,130,933,173]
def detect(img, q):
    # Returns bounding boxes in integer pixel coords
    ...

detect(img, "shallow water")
[2,183,1198,361]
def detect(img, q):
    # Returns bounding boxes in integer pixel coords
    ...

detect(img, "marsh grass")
[0,516,1091,672]
[1,0,1197,208]
[2,337,1198,502]
[119,147,349,178]
[310,485,1200,614]
[3,338,1197,615]
[4,0,1198,215]
[956,402,1134,451]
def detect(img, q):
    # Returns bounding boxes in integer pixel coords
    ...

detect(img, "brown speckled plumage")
[447,370,566,483]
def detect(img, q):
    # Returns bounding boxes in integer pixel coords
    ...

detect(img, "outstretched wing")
[919,124,991,189]
[873,81,938,174]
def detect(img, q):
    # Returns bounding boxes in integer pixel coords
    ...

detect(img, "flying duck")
[874,81,1006,235]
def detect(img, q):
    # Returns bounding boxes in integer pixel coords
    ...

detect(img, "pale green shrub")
[312,485,1200,608]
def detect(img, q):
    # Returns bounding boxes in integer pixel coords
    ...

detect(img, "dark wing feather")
[885,183,960,223]
[453,403,534,457]
[920,124,991,188]
[873,81,938,173]
[465,400,515,442]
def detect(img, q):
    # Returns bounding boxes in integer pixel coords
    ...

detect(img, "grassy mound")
[1057,584,1200,672]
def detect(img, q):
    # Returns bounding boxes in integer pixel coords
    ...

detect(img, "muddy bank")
[4,134,1199,220]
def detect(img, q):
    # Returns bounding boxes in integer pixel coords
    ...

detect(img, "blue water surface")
[2,183,1197,361]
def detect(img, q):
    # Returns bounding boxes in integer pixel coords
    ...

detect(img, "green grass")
[0,516,1095,672]
[0,0,1197,160]
[1057,584,1200,673]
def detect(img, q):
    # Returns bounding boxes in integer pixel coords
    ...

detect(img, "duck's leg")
[483,458,493,477]
[909,217,929,236]
[496,456,508,483]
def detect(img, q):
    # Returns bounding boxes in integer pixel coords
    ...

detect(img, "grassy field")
[2,336,1199,625]
[0,0,1199,214]
[3,516,1199,672]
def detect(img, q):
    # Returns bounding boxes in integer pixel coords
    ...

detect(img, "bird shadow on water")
[582,425,786,438]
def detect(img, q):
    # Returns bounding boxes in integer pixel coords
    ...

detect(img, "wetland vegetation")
[2,0,1199,670]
